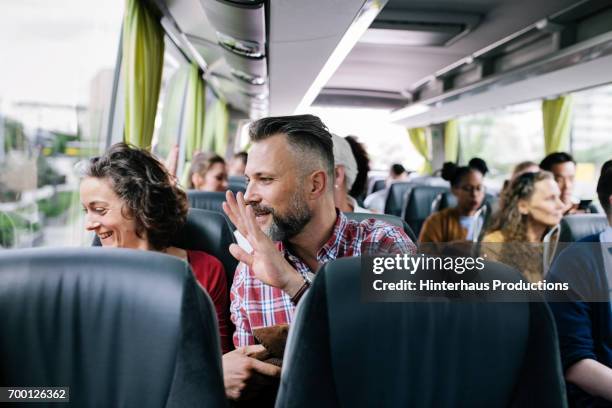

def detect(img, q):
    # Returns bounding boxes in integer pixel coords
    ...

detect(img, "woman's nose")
[85,218,101,231]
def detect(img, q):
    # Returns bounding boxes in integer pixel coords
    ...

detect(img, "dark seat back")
[559,214,608,242]
[277,256,567,408]
[0,248,226,407]
[384,182,415,216]
[402,185,448,236]
[176,208,238,285]
[228,176,247,194]
[187,190,227,213]
[344,212,417,243]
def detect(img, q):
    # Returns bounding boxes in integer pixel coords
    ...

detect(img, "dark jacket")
[548,234,612,407]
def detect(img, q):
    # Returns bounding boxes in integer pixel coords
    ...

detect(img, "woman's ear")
[517,199,530,216]
[334,166,345,190]
[191,173,203,189]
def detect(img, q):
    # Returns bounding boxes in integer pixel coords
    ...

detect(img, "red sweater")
[187,250,231,353]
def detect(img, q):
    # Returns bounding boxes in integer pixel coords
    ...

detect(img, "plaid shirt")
[230,211,416,347]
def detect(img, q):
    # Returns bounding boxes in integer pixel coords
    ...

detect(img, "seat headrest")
[176,208,238,285]
[0,247,226,407]
[187,190,227,212]
[403,186,448,235]
[559,214,608,242]
[343,212,416,243]
[228,176,247,194]
[278,256,566,407]
[384,182,414,216]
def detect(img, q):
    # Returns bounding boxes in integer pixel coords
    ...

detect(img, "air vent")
[361,10,481,47]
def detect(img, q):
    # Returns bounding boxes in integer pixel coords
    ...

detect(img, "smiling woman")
[79,142,232,352]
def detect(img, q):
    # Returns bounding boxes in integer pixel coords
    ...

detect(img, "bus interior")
[1,0,612,406]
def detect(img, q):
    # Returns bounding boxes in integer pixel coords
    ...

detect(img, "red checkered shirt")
[230,211,416,347]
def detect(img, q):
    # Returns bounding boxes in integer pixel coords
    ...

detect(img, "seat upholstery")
[402,185,448,236]
[383,182,415,216]
[343,212,417,243]
[175,208,238,286]
[559,214,608,242]
[187,190,227,213]
[0,247,227,408]
[93,208,238,287]
[277,256,567,408]
[228,176,247,194]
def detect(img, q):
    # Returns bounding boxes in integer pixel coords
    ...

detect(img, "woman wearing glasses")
[418,161,487,243]
[188,152,228,192]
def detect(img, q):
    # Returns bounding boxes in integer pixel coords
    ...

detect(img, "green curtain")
[408,127,432,174]
[203,98,229,155]
[542,95,573,154]
[180,64,207,187]
[122,0,165,150]
[184,64,207,159]
[444,120,459,163]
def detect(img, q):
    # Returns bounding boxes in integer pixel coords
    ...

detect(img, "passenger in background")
[221,115,415,401]
[419,162,485,243]
[345,135,370,205]
[540,152,586,214]
[228,151,248,177]
[79,143,231,353]
[189,152,228,192]
[331,134,370,213]
[547,159,612,407]
[364,163,411,213]
[483,171,565,282]
[498,161,540,210]
[468,157,489,177]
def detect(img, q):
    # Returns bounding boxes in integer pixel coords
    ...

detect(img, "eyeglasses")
[459,185,484,194]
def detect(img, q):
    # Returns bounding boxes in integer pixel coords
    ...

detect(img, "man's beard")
[250,190,312,241]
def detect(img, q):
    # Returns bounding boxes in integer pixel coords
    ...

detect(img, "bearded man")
[221,114,415,401]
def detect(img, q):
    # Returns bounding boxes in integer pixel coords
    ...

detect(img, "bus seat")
[402,185,448,237]
[277,256,567,408]
[228,176,247,194]
[175,208,238,286]
[431,191,457,213]
[559,214,608,242]
[0,247,226,407]
[343,212,417,243]
[369,179,386,195]
[187,190,227,212]
[383,182,415,216]
[93,208,238,286]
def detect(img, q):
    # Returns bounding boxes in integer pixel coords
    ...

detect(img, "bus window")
[0,0,123,249]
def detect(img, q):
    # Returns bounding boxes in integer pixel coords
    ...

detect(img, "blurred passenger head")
[539,152,576,207]
[468,157,489,176]
[331,134,358,212]
[228,151,248,177]
[345,135,370,199]
[511,161,539,180]
[494,171,564,241]
[80,143,188,251]
[245,114,334,241]
[190,152,227,192]
[442,162,485,215]
[597,159,612,222]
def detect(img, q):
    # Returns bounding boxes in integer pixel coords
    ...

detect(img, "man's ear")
[308,169,328,198]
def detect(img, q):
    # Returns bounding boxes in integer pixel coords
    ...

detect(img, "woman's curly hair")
[489,171,554,242]
[84,143,188,251]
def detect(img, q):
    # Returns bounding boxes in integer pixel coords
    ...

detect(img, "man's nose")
[244,181,259,204]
